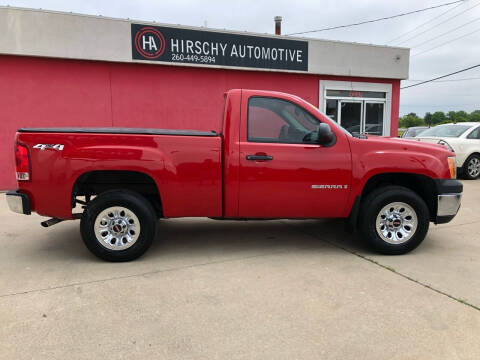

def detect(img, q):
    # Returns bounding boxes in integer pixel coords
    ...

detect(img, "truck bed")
[16,128,223,219]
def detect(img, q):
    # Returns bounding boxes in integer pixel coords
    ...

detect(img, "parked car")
[6,89,462,261]
[401,126,429,138]
[413,123,480,180]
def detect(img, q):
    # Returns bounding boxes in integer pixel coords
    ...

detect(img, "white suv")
[413,123,480,179]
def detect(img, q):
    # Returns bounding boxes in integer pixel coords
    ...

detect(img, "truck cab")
[224,89,351,219]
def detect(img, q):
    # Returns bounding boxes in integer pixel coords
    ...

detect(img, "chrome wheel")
[94,206,141,250]
[467,157,480,178]
[376,202,418,244]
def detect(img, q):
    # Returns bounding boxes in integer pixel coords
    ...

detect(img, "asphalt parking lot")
[1,180,480,359]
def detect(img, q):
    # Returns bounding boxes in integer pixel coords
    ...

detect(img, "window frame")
[319,80,392,137]
[246,96,322,145]
[467,126,480,140]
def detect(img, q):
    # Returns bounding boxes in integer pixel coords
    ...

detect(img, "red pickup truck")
[7,89,462,261]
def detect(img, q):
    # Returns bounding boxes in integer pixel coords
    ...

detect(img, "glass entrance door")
[337,100,385,136]
[364,102,384,136]
[339,101,363,135]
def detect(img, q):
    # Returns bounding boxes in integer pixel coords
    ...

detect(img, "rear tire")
[359,186,429,255]
[463,154,480,180]
[80,190,156,262]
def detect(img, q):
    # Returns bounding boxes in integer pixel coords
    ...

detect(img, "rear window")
[418,125,472,138]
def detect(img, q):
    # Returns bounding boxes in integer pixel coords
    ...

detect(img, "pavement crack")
[0,250,289,299]
[283,221,480,313]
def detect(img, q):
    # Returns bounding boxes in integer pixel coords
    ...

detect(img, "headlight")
[438,140,454,153]
[447,156,457,179]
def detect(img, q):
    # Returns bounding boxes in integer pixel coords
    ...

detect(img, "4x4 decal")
[33,144,64,151]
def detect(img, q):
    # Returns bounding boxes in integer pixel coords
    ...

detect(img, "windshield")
[419,124,472,138]
[403,127,428,137]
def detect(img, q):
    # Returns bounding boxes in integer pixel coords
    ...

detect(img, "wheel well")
[72,170,162,217]
[459,152,480,174]
[361,173,437,222]
[465,152,480,163]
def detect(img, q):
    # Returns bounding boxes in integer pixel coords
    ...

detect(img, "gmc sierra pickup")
[7,89,463,261]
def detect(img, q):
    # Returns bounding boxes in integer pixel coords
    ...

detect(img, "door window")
[467,127,480,139]
[248,97,320,144]
[364,103,384,135]
[340,102,362,134]
[326,99,339,122]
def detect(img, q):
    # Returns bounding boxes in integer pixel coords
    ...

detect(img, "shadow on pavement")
[23,216,446,263]
[34,218,365,262]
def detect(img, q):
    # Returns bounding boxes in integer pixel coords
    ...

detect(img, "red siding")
[1,56,113,189]
[109,62,318,132]
[0,55,399,189]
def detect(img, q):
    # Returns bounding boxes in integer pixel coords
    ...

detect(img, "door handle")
[246,154,273,161]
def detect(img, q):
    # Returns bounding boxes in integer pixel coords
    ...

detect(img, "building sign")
[326,89,386,99]
[131,24,308,71]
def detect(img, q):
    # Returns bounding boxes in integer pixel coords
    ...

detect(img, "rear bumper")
[6,190,31,215]
[434,179,462,224]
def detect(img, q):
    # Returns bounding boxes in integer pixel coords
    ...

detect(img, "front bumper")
[6,190,31,215]
[434,179,462,224]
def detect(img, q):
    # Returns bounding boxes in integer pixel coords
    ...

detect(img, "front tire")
[463,154,480,180]
[359,186,430,255]
[80,190,157,262]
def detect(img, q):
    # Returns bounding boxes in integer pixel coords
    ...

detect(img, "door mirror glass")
[316,123,335,146]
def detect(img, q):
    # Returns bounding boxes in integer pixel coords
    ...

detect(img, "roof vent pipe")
[274,16,282,35]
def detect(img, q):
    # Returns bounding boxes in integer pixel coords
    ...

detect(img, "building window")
[364,102,385,136]
[326,99,339,122]
[320,81,392,136]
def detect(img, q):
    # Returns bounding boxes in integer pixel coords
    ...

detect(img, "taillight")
[15,143,31,181]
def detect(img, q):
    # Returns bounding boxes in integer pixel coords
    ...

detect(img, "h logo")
[142,35,158,51]
[134,27,166,59]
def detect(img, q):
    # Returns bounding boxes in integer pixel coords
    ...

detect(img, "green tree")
[469,110,480,122]
[448,110,468,123]
[447,111,456,123]
[424,112,432,127]
[456,111,469,122]
[431,111,447,125]
[399,113,424,128]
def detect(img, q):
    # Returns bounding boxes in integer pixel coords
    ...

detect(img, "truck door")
[238,93,352,218]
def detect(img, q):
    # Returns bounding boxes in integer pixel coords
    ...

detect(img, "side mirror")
[316,123,335,146]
